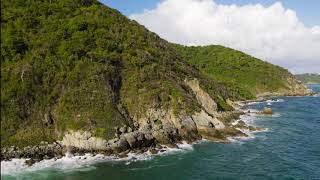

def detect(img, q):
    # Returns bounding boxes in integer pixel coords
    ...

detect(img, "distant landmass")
[295,73,320,84]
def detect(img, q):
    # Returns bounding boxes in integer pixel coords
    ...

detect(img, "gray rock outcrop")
[60,131,107,150]
[185,79,218,116]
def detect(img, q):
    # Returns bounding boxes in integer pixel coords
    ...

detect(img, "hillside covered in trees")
[173,45,307,98]
[1,0,309,149]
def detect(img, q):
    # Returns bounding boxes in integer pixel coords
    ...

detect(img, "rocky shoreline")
[2,88,314,167]
[0,108,262,166]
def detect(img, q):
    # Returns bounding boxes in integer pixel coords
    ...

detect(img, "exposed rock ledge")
[60,131,107,150]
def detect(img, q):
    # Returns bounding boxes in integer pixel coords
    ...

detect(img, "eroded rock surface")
[192,110,225,129]
[185,79,218,116]
[60,131,107,150]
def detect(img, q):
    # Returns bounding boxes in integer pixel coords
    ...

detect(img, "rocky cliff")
[0,0,310,162]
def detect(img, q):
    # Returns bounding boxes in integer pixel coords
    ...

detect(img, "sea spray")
[1,141,195,177]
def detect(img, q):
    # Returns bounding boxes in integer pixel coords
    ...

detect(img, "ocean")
[2,84,320,180]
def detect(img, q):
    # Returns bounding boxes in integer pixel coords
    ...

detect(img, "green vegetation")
[1,0,303,148]
[295,73,320,84]
[173,45,296,98]
[0,0,234,147]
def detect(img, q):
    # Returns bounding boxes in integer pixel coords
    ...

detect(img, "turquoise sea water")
[2,84,320,180]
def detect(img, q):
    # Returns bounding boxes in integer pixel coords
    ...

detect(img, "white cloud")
[130,0,320,73]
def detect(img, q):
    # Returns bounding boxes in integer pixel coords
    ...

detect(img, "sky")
[101,0,320,74]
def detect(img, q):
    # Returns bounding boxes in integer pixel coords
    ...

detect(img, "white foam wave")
[271,113,281,117]
[1,141,194,176]
[1,153,113,176]
[239,113,258,125]
[313,93,320,97]
[228,126,269,144]
[227,129,257,145]
[247,101,262,105]
[229,108,271,144]
[247,98,284,105]
[266,99,284,103]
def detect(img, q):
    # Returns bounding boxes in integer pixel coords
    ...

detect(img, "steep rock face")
[185,79,226,140]
[129,78,226,145]
[185,79,218,116]
[184,78,225,134]
[284,76,311,95]
[192,110,225,130]
[133,108,199,144]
